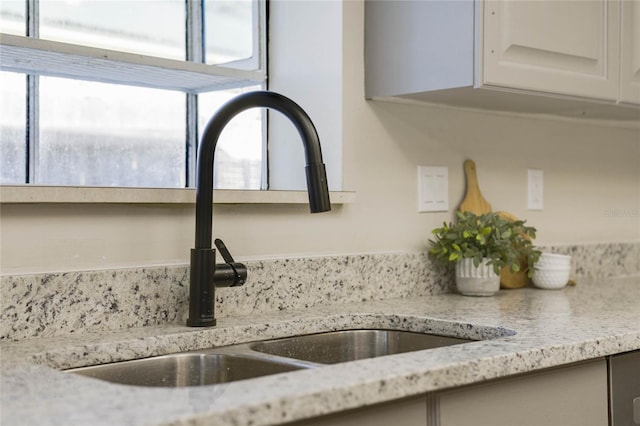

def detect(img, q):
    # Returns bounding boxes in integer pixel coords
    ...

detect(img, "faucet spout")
[187,91,331,327]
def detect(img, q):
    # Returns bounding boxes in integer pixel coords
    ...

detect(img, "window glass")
[1,0,265,189]
[39,0,185,60]
[38,77,186,187]
[0,71,26,184]
[204,0,253,65]
[0,0,25,36]
[199,86,263,190]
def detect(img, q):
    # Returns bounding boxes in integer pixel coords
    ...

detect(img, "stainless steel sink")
[68,353,305,387]
[249,329,475,364]
[66,329,478,387]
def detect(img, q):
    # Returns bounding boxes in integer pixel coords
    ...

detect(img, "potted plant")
[428,211,540,296]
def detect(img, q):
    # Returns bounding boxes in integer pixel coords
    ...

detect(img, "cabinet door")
[287,395,427,426]
[437,359,608,426]
[620,0,640,105]
[483,0,618,101]
[609,350,640,426]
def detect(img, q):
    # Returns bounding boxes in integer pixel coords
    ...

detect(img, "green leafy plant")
[428,211,541,276]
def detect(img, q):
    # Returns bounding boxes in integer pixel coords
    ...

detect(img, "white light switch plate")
[418,166,448,212]
[528,169,544,210]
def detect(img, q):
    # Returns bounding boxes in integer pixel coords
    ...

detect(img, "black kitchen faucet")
[187,91,331,327]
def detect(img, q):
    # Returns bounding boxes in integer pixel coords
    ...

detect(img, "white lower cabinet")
[289,358,608,426]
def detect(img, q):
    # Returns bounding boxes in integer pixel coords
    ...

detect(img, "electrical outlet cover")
[418,166,449,212]
[527,169,544,210]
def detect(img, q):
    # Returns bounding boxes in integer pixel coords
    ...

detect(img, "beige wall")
[1,1,639,275]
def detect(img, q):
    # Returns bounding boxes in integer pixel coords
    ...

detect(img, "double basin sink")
[67,329,475,388]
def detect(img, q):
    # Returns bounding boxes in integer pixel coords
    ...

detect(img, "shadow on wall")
[365,99,640,245]
[367,99,639,168]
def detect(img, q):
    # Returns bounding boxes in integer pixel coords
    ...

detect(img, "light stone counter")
[1,275,639,426]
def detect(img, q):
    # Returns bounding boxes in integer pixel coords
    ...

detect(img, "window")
[0,0,266,189]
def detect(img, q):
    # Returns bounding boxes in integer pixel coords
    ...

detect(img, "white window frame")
[1,0,353,204]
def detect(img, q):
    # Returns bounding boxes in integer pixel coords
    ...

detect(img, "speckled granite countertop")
[2,275,639,426]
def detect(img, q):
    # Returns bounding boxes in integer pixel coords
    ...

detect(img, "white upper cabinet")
[620,0,640,105]
[365,0,640,120]
[483,0,618,101]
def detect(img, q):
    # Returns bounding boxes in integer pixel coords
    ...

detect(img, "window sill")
[0,185,356,205]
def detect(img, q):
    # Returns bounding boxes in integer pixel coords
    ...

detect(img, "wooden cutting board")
[459,160,492,215]
[458,160,530,289]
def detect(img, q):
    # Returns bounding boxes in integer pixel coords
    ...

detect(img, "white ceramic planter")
[455,258,500,296]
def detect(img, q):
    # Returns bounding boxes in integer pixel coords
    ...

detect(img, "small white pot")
[455,258,500,296]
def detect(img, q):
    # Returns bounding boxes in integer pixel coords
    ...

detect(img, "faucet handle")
[213,239,247,287]
[214,238,236,264]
